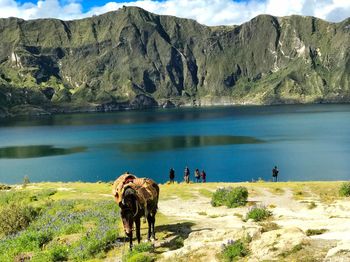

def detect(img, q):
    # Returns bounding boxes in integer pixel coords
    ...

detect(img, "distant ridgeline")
[0,6,349,117]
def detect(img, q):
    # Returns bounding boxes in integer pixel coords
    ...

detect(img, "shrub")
[221,240,248,261]
[211,187,248,208]
[246,206,272,222]
[50,245,69,261]
[0,203,38,235]
[339,182,350,197]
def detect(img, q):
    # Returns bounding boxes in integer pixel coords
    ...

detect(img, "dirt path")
[157,187,350,261]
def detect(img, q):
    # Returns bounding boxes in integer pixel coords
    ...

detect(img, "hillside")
[0,6,350,117]
[1,181,350,261]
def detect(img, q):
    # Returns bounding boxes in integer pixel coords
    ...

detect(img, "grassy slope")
[0,181,347,261]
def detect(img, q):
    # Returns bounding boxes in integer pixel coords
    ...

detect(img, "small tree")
[23,175,30,188]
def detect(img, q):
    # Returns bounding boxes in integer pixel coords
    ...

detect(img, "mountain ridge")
[0,6,349,117]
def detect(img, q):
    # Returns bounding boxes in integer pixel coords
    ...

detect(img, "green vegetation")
[0,7,349,118]
[220,240,248,261]
[0,203,39,236]
[123,242,156,262]
[305,229,328,236]
[246,206,272,222]
[339,182,350,197]
[0,189,120,261]
[211,187,248,208]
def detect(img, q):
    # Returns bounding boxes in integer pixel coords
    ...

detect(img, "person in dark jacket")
[195,168,201,183]
[201,170,206,183]
[184,166,190,183]
[272,166,279,182]
[169,168,175,184]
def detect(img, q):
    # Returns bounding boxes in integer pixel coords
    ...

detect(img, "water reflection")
[2,104,348,128]
[119,135,264,153]
[0,145,86,159]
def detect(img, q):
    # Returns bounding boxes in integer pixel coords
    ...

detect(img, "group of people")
[168,165,278,183]
[169,166,206,183]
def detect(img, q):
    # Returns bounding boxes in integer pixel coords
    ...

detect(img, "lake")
[0,104,350,184]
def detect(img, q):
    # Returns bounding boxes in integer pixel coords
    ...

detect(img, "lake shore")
[1,180,350,261]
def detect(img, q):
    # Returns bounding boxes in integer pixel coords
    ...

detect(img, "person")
[184,166,190,183]
[201,170,206,183]
[272,166,279,182]
[195,168,200,183]
[169,168,175,184]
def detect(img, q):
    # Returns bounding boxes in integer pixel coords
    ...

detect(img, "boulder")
[325,241,350,261]
[250,227,308,260]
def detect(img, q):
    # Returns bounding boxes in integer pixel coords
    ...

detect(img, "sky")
[0,0,349,26]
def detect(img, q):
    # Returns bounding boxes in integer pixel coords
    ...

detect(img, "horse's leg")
[135,217,141,244]
[147,214,152,241]
[127,231,133,250]
[151,214,156,240]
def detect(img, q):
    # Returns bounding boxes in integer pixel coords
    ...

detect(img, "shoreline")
[1,100,349,119]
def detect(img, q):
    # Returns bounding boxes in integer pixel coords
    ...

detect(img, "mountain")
[0,6,349,117]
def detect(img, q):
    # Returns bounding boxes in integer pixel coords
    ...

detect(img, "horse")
[112,174,159,250]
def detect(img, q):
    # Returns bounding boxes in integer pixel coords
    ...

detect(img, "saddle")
[112,173,159,216]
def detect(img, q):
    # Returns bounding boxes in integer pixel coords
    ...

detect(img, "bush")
[211,187,248,208]
[339,182,350,197]
[221,240,248,261]
[0,203,38,235]
[246,206,272,222]
[50,245,69,261]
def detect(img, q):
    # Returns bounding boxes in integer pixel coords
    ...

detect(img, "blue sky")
[1,0,349,25]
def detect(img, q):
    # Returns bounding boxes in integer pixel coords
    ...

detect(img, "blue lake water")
[0,104,350,184]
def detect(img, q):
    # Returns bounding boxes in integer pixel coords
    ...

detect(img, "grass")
[0,187,120,261]
[305,229,328,236]
[0,180,346,261]
[259,222,281,233]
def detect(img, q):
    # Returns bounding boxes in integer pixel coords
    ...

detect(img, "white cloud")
[0,0,349,25]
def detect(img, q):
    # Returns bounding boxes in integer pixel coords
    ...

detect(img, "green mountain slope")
[0,6,349,116]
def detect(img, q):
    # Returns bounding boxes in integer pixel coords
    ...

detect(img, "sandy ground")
[157,187,350,261]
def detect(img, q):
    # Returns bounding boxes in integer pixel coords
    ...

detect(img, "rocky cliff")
[0,6,349,116]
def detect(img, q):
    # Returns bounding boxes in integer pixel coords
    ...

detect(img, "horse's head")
[120,187,138,235]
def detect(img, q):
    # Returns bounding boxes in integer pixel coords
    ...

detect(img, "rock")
[325,241,350,261]
[130,94,158,109]
[162,100,175,108]
[249,227,308,260]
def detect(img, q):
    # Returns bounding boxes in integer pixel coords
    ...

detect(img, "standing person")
[201,170,206,183]
[184,166,190,183]
[169,168,175,184]
[195,168,201,183]
[272,166,279,182]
